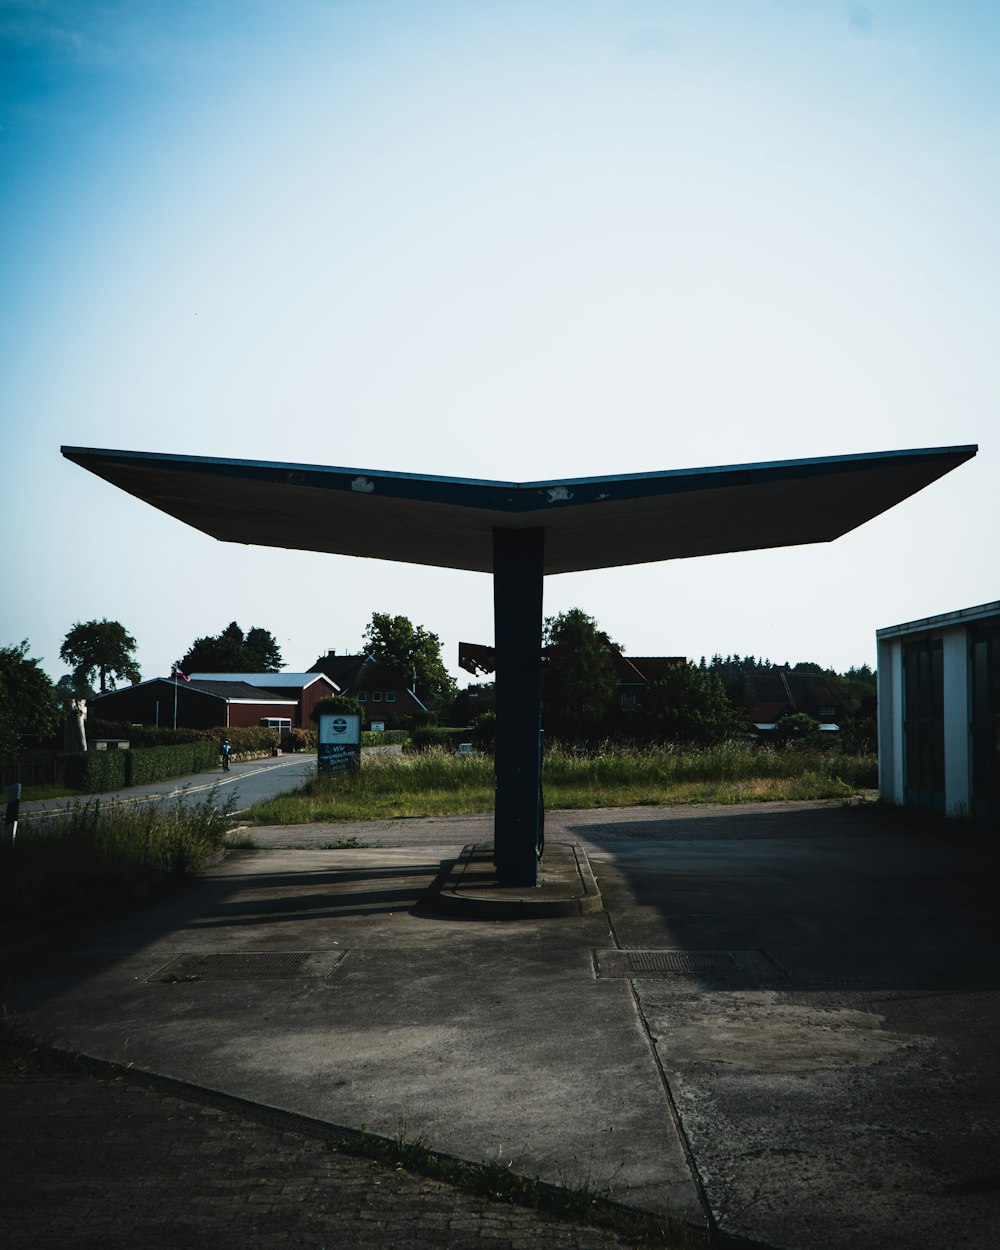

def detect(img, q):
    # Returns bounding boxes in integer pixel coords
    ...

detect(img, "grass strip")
[247,743,877,824]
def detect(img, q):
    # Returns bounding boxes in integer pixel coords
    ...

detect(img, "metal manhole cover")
[593,949,787,980]
[153,951,346,982]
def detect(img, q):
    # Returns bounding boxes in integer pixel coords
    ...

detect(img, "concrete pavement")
[3,800,999,1249]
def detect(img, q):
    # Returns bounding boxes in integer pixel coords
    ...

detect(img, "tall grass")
[0,789,237,919]
[247,743,877,824]
[251,750,495,824]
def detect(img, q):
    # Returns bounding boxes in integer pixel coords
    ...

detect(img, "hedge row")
[59,741,221,792]
[63,750,127,793]
[125,741,219,786]
[361,729,410,747]
[87,720,279,754]
[406,726,469,750]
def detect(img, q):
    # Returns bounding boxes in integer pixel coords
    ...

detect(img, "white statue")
[65,697,88,753]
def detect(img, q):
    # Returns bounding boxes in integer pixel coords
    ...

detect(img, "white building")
[877,601,1000,825]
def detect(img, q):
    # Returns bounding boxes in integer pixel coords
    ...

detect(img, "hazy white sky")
[2,0,995,687]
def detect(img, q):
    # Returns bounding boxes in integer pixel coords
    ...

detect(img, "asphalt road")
[14,752,317,824]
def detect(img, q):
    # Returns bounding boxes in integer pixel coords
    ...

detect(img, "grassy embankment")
[248,742,878,824]
[0,791,239,920]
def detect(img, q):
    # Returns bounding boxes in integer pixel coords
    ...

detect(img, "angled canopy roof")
[62,444,976,576]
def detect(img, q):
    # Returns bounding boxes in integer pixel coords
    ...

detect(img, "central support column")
[493,526,545,887]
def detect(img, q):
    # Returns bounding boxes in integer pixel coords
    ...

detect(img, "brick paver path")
[2,1072,655,1249]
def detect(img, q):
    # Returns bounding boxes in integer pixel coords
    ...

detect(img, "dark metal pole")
[492,526,545,886]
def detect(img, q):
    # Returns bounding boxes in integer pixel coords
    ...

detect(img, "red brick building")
[92,672,337,730]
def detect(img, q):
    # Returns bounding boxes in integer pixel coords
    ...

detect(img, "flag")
[174,670,191,683]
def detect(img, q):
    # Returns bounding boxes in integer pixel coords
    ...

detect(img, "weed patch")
[0,789,238,919]
[329,1117,706,1247]
[244,743,877,825]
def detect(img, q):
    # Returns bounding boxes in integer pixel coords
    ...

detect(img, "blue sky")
[2,1,995,686]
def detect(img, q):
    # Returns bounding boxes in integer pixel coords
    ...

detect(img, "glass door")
[904,639,945,813]
[971,627,1000,826]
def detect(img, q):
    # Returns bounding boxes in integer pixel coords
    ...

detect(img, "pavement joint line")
[602,903,716,1236]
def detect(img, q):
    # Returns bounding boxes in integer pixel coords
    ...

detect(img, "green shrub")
[85,719,205,747]
[406,726,464,751]
[207,726,279,754]
[311,695,364,721]
[472,710,496,752]
[361,729,410,747]
[281,727,316,752]
[63,750,127,793]
[774,712,824,748]
[125,741,218,786]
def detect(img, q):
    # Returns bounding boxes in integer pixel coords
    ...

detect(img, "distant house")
[732,669,846,736]
[459,639,685,718]
[92,672,337,731]
[186,673,339,728]
[92,677,300,731]
[307,652,426,727]
[611,654,686,709]
[450,683,496,726]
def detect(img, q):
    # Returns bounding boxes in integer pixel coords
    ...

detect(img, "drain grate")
[593,948,786,980]
[627,950,739,974]
[153,951,345,982]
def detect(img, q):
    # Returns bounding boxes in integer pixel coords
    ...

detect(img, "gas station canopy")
[61,444,977,575]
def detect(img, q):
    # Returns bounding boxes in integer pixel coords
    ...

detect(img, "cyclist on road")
[220,739,232,772]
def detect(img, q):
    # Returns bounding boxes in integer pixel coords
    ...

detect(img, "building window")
[385,691,396,703]
[372,691,382,702]
[620,693,636,709]
[356,691,367,702]
[818,705,836,718]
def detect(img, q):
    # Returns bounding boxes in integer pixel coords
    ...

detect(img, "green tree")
[310,694,365,721]
[244,626,283,670]
[181,622,283,673]
[542,608,618,742]
[55,672,96,703]
[775,711,823,747]
[59,619,141,694]
[826,665,877,716]
[636,662,744,745]
[362,613,456,712]
[0,641,63,755]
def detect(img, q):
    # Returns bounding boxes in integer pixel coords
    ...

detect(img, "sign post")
[2,783,20,847]
[317,712,361,774]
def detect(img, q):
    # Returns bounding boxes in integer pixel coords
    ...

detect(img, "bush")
[281,727,317,752]
[205,726,279,754]
[311,695,364,722]
[125,741,218,786]
[85,719,205,748]
[472,710,496,752]
[406,726,465,751]
[361,729,410,747]
[86,721,279,754]
[774,712,823,748]
[63,750,127,793]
